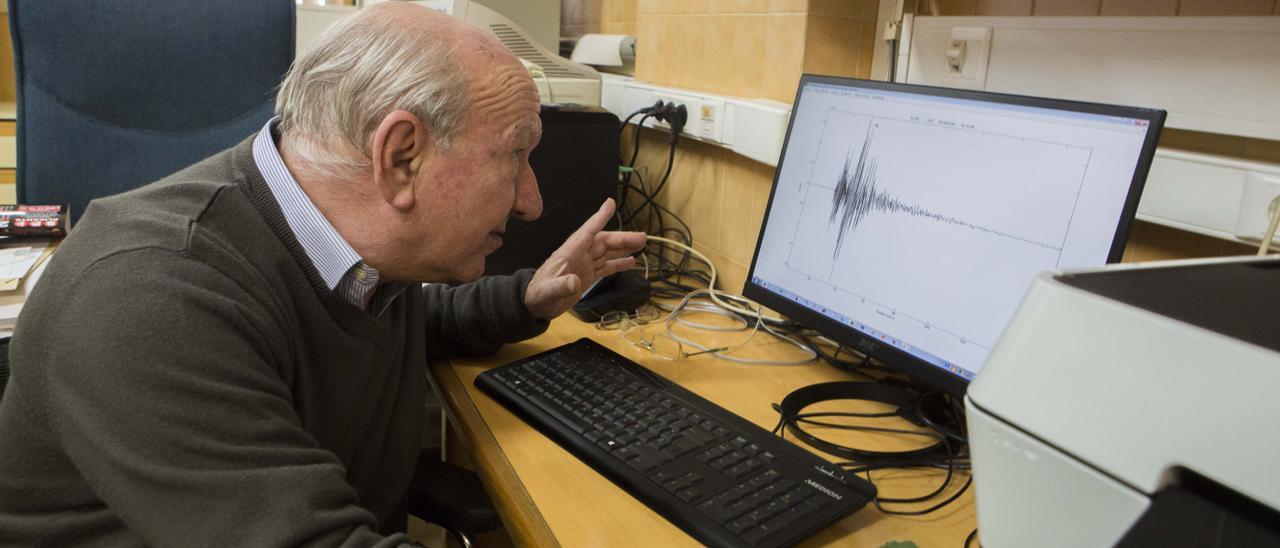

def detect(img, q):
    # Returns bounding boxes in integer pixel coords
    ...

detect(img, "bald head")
[275,1,526,179]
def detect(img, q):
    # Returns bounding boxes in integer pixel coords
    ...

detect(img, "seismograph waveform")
[828,124,1064,258]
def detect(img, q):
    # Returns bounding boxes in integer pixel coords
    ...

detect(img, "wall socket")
[609,79,792,166]
[942,26,992,90]
[1234,171,1280,245]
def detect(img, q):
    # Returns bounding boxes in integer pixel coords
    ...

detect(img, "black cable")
[619,111,643,138]
[620,169,712,298]
[872,440,956,503]
[622,163,653,227]
[964,527,979,548]
[867,437,974,515]
[622,137,678,226]
[619,101,663,144]
[773,409,942,440]
[619,113,653,215]
[841,459,970,475]
[771,385,973,517]
[874,474,972,516]
[771,401,947,462]
[653,227,700,281]
[915,391,968,444]
[794,332,893,381]
[625,114,653,171]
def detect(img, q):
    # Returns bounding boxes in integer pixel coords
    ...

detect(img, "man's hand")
[525,198,647,320]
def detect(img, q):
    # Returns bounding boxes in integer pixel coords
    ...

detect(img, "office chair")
[0,337,8,400]
[6,2,499,541]
[8,0,295,224]
[408,453,503,548]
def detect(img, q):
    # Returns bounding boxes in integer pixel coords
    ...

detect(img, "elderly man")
[0,3,644,546]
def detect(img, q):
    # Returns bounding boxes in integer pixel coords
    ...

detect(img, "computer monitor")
[743,75,1164,396]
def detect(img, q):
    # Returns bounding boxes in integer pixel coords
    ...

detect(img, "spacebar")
[526,393,589,434]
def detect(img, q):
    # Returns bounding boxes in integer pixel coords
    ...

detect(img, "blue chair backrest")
[8,0,295,224]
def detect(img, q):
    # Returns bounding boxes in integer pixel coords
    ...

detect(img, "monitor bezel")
[742,74,1166,396]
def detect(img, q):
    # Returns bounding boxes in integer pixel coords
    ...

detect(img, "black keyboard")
[475,338,876,547]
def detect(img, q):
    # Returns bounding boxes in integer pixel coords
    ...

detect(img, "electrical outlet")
[1234,171,1280,245]
[942,26,991,90]
[655,92,699,137]
[698,99,725,143]
[605,80,792,167]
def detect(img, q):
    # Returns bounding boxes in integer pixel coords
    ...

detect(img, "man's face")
[409,58,543,283]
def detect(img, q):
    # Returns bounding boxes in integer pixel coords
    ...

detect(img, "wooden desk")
[429,316,976,547]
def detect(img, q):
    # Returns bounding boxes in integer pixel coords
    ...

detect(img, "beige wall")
[923,0,1280,260]
[563,0,638,37]
[930,0,1280,16]
[562,0,882,292]
[563,0,1276,291]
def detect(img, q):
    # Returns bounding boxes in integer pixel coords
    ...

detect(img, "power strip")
[600,75,792,167]
[1138,149,1280,245]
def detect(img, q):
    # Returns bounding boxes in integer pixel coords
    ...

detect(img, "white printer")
[417,0,603,106]
[966,256,1280,547]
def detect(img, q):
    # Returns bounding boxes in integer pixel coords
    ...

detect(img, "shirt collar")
[252,118,363,292]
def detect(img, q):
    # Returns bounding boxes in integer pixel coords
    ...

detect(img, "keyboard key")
[785,486,812,503]
[741,526,770,545]
[800,494,831,512]
[723,499,753,520]
[665,437,702,458]
[727,516,757,534]
[725,463,751,479]
[761,505,805,531]
[649,470,675,484]
[676,488,702,503]
[613,445,638,461]
[626,456,659,473]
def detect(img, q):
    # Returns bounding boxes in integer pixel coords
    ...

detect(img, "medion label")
[805,479,843,500]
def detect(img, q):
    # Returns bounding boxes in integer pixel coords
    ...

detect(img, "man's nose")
[511,169,542,221]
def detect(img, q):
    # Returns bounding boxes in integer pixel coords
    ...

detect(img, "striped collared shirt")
[252,119,407,316]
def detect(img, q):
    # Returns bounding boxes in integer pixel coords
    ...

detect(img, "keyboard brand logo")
[805,479,843,501]
[813,465,843,481]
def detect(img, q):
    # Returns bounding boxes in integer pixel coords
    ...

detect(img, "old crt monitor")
[743,75,1164,395]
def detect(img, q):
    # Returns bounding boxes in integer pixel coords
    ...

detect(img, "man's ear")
[370,110,429,211]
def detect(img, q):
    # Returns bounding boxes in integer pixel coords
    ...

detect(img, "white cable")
[1257,194,1280,256]
[671,301,749,331]
[643,235,787,323]
[634,242,818,365]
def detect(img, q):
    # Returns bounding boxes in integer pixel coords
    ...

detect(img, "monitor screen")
[743,76,1164,396]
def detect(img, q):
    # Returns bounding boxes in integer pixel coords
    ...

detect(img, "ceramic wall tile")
[1032,0,1101,16]
[1099,0,1178,16]
[974,0,1033,15]
[1179,0,1276,15]
[762,13,806,101]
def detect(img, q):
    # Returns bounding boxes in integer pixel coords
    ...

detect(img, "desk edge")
[429,359,561,548]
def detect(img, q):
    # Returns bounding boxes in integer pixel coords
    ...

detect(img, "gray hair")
[275,6,472,178]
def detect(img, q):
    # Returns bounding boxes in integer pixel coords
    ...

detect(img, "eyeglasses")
[595,305,661,330]
[619,316,725,361]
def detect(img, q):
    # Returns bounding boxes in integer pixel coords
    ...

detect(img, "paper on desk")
[0,239,53,335]
[0,239,50,291]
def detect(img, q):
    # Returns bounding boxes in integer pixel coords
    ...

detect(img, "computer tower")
[484,105,620,276]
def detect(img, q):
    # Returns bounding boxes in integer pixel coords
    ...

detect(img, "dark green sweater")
[0,138,547,546]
